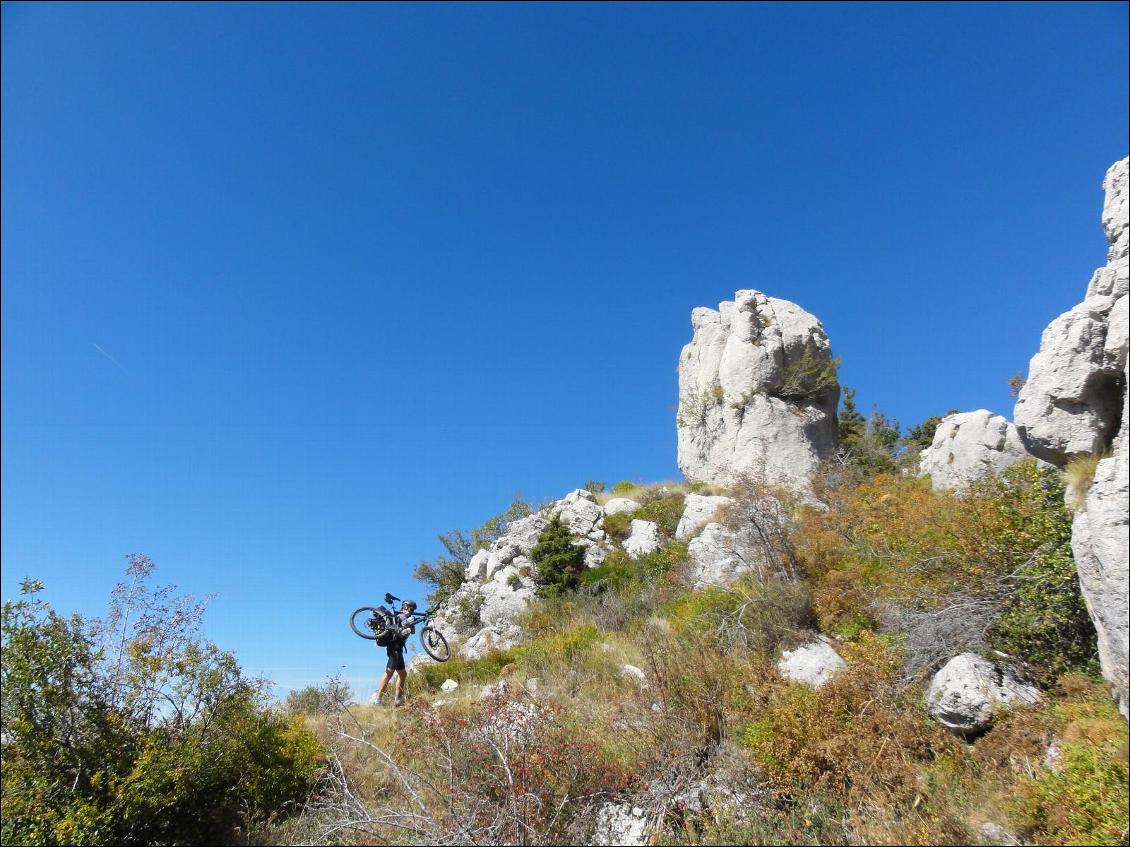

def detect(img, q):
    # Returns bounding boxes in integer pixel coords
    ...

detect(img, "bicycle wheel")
[350,606,384,640]
[420,625,451,662]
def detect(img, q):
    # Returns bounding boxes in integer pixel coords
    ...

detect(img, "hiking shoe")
[393,696,405,708]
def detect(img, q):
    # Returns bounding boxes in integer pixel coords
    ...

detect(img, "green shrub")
[1010,677,1129,845]
[602,510,633,541]
[0,562,322,846]
[530,515,588,596]
[633,494,686,540]
[778,350,839,404]
[610,480,638,494]
[797,461,1097,683]
[414,646,528,692]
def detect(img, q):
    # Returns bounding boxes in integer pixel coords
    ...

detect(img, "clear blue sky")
[3,2,1127,697]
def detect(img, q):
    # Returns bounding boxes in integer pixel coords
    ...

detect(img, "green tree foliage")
[978,462,1098,682]
[414,496,533,604]
[836,385,866,446]
[284,678,353,715]
[1,558,322,846]
[778,350,840,404]
[903,409,960,451]
[836,387,902,476]
[530,515,587,596]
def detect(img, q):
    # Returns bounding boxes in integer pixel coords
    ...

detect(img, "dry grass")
[1064,451,1109,511]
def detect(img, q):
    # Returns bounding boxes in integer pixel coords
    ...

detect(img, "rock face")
[1072,453,1129,719]
[925,653,1041,736]
[776,638,846,687]
[918,410,1030,491]
[677,290,839,494]
[1015,157,1129,719]
[675,493,735,540]
[687,522,769,588]
[1014,159,1128,465]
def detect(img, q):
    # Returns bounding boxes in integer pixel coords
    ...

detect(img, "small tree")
[530,515,587,596]
[837,386,866,446]
[903,409,959,451]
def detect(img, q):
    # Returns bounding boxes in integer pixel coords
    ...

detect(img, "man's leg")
[394,669,407,704]
[375,669,393,704]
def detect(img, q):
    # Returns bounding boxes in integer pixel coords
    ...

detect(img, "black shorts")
[386,640,406,672]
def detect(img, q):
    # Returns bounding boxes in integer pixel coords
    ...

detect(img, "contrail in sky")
[92,343,125,371]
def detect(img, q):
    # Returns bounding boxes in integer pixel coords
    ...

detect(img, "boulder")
[1014,158,1128,466]
[925,653,1040,736]
[686,521,773,588]
[623,519,661,557]
[675,493,735,539]
[604,497,642,516]
[440,678,459,693]
[592,803,649,847]
[620,664,648,688]
[776,638,846,687]
[458,624,523,660]
[918,410,1030,491]
[551,488,606,543]
[676,289,839,495]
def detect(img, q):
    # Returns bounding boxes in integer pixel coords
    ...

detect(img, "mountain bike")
[349,593,451,662]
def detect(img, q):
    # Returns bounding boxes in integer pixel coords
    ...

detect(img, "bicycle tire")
[350,606,384,640]
[420,625,451,662]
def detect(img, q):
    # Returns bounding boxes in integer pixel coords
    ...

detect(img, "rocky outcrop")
[1072,453,1129,718]
[918,410,1030,491]
[925,653,1041,736]
[1015,157,1129,719]
[1014,159,1128,465]
[776,638,846,687]
[676,290,839,494]
[623,520,661,557]
[686,522,764,588]
[675,493,734,540]
[428,489,614,662]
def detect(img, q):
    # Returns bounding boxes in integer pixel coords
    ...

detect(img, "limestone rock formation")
[925,653,1041,736]
[685,521,774,589]
[675,493,735,540]
[677,290,839,494]
[623,519,661,557]
[1015,157,1129,719]
[593,803,649,847]
[1072,453,1129,719]
[918,410,1030,491]
[1014,159,1128,465]
[776,638,846,687]
[430,488,613,661]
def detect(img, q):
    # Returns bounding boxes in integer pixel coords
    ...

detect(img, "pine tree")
[529,514,587,596]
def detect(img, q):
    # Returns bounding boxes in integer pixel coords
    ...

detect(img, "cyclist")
[374,598,417,707]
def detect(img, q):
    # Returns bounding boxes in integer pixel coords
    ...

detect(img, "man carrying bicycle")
[375,598,417,707]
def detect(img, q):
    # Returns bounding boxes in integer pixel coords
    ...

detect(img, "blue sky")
[3,2,1127,697]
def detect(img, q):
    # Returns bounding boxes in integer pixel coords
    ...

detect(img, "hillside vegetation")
[4,426,1127,846]
[274,444,1126,845]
